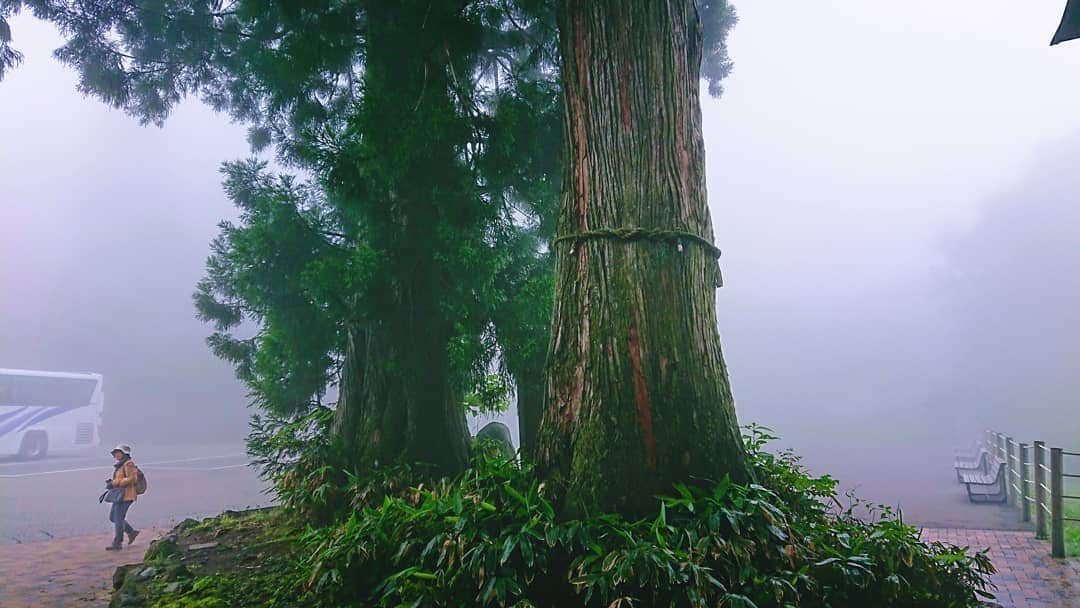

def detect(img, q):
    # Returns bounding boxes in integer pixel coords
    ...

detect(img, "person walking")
[105,444,140,551]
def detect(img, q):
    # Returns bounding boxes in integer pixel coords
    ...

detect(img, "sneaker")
[127,530,140,545]
[106,545,122,551]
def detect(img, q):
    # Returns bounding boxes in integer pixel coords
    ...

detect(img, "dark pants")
[109,500,136,547]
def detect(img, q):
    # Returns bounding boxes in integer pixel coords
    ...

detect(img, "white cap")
[110,444,132,455]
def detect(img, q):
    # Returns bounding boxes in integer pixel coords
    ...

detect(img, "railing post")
[1051,447,1065,558]
[1005,438,1013,507]
[1020,443,1031,522]
[1035,440,1048,540]
[998,433,1007,472]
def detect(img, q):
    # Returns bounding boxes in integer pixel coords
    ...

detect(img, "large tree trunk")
[331,0,470,476]
[535,0,752,515]
[333,318,469,475]
[333,325,407,468]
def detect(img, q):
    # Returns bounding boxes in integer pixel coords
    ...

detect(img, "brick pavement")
[0,529,163,608]
[922,528,1080,608]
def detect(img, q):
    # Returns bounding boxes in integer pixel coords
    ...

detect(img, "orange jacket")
[112,459,139,502]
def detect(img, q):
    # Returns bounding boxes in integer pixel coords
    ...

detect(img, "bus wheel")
[18,431,48,460]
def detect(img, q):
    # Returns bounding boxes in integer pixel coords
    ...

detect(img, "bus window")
[15,376,97,408]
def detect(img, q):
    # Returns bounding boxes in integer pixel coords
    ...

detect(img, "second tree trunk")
[535,0,752,515]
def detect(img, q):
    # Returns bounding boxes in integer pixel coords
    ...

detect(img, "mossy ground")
[110,508,314,608]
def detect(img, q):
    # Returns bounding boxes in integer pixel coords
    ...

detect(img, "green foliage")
[0,9,22,81]
[171,1,563,466]
[291,427,995,608]
[5,1,565,455]
[249,405,441,522]
[1067,521,1080,557]
[700,0,739,98]
[132,510,315,608]
[195,161,352,414]
[153,570,309,608]
[464,374,513,416]
[1066,479,1080,557]
[247,406,352,520]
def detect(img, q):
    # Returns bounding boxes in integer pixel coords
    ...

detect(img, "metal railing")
[984,429,1079,558]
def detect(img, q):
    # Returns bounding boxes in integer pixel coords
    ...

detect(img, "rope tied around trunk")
[554,227,724,287]
[553,227,722,259]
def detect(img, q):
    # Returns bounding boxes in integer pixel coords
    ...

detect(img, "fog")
[704,0,1080,449]
[0,18,251,441]
[3,1,1080,451]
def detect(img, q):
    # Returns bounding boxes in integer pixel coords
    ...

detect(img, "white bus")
[0,368,104,459]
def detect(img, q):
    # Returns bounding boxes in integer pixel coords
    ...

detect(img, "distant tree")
[535,0,751,515]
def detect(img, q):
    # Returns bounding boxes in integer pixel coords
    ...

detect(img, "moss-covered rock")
[106,508,310,608]
[144,535,180,562]
[163,563,192,581]
[173,518,200,533]
[110,564,149,608]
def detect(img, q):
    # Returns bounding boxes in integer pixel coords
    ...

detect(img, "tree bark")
[535,0,752,515]
[333,318,469,475]
[330,0,470,476]
[333,325,407,468]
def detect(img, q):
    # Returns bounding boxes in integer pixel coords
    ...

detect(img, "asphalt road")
[0,443,271,545]
[0,441,1030,546]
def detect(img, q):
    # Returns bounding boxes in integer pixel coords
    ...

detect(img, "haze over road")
[796,445,1028,531]
[0,440,1027,546]
[0,443,269,545]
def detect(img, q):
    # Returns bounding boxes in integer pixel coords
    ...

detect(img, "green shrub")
[293,426,995,607]
[248,406,355,521]
[1066,479,1080,557]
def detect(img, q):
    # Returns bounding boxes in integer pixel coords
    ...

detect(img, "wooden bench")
[960,459,1007,503]
[954,449,989,482]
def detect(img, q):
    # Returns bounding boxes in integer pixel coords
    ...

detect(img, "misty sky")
[703,1,1080,447]
[3,2,1079,446]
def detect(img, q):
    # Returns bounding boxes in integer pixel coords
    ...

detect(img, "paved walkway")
[922,528,1080,608]
[0,529,162,608]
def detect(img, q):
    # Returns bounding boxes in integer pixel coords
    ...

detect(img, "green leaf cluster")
[290,427,995,607]
[195,162,356,413]
[0,7,22,80]
[464,374,514,416]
